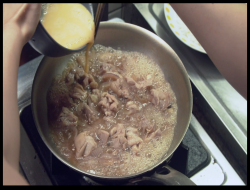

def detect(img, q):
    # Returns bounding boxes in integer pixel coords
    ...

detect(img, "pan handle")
[128,165,196,185]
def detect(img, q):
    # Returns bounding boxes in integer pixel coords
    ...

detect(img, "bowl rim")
[38,3,94,52]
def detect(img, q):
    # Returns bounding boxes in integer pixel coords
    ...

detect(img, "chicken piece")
[87,89,101,105]
[65,65,78,85]
[111,137,128,149]
[126,127,143,146]
[150,89,166,105]
[110,124,127,149]
[110,78,131,99]
[138,117,155,134]
[98,92,119,116]
[110,123,126,137]
[76,56,85,67]
[92,89,101,99]
[125,76,146,93]
[125,75,153,91]
[110,79,122,96]
[99,62,115,74]
[125,76,138,87]
[138,75,153,89]
[83,104,97,123]
[131,143,143,153]
[57,107,78,128]
[125,127,143,153]
[150,89,172,111]
[70,83,88,101]
[96,130,109,145]
[103,116,116,124]
[77,102,98,123]
[75,68,85,82]
[88,94,98,104]
[99,81,111,92]
[138,117,160,143]
[74,132,97,158]
[67,95,75,107]
[144,128,162,143]
[126,101,140,115]
[82,73,98,89]
[83,73,93,88]
[98,52,114,63]
[89,81,98,89]
[65,72,75,85]
[120,88,131,99]
[65,66,85,85]
[102,72,122,82]
[99,61,123,75]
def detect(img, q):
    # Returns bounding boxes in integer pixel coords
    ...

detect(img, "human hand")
[3,3,41,46]
[3,4,42,185]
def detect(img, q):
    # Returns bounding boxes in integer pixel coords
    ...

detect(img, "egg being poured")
[41,3,95,73]
[41,3,94,50]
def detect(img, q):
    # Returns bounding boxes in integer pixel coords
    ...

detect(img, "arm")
[170,3,247,100]
[3,3,41,185]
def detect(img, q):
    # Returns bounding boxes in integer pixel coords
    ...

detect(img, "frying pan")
[31,22,194,185]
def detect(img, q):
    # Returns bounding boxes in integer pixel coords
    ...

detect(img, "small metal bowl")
[29,3,94,57]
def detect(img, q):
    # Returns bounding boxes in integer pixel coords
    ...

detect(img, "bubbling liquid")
[47,45,177,177]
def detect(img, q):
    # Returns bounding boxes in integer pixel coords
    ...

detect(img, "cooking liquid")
[47,45,177,177]
[84,42,93,73]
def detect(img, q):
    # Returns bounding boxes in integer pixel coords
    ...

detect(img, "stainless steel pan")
[31,22,193,185]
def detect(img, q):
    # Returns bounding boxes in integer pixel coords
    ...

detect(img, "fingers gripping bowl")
[32,22,193,184]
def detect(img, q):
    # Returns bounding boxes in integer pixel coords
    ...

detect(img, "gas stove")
[17,8,246,184]
[18,56,244,185]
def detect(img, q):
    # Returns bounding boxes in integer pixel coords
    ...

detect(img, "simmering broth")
[47,45,177,176]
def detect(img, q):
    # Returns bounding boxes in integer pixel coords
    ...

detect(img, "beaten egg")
[41,3,94,50]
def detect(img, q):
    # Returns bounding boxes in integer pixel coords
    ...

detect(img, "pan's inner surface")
[32,22,192,179]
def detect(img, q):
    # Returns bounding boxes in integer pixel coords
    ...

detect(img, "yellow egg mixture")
[41,3,94,50]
